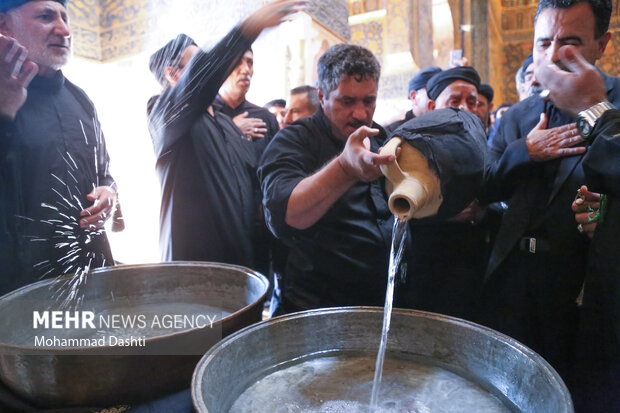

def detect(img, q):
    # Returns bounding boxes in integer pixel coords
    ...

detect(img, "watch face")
[578,117,592,139]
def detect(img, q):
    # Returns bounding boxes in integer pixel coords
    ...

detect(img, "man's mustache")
[49,36,70,48]
[529,83,544,97]
[347,120,368,129]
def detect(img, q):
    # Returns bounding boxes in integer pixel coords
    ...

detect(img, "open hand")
[338,126,395,182]
[233,112,268,139]
[0,36,38,120]
[535,46,608,117]
[525,113,584,161]
[241,0,307,38]
[80,186,118,230]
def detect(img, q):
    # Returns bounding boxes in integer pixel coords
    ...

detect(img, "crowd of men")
[2,0,620,410]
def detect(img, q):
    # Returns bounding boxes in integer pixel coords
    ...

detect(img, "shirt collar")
[313,106,387,148]
[29,70,65,93]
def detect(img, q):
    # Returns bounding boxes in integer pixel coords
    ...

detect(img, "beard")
[41,46,72,70]
[529,83,544,97]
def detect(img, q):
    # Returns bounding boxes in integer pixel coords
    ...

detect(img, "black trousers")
[478,247,583,383]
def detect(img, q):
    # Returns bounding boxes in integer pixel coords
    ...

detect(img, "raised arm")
[148,0,305,157]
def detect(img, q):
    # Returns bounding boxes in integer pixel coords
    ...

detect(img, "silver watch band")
[578,102,616,128]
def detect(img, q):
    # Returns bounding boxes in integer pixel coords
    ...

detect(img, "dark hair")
[149,34,197,87]
[290,85,320,112]
[520,54,533,82]
[478,84,494,103]
[264,99,286,109]
[535,0,612,38]
[317,44,380,98]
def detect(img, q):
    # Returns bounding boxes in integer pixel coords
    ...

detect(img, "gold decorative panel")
[385,0,408,54]
[348,0,382,16]
[69,0,148,62]
[70,0,349,62]
[500,41,530,104]
[598,33,620,76]
[351,21,384,57]
[69,0,102,61]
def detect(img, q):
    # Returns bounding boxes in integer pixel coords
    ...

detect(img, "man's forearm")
[285,156,357,229]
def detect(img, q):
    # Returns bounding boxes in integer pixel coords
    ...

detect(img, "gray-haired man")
[0,0,116,294]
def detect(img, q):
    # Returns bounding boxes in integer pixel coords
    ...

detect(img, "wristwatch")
[576,101,616,140]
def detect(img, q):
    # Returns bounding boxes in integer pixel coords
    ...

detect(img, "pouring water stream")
[369,216,408,412]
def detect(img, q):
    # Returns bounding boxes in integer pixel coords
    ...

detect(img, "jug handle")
[379,137,406,185]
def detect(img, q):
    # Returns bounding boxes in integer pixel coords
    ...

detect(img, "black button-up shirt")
[148,27,261,266]
[258,109,394,310]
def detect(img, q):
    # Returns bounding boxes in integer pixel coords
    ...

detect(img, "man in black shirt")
[147,1,302,265]
[0,0,116,295]
[214,49,279,143]
[259,44,397,312]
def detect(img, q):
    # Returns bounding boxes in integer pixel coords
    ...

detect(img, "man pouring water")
[0,0,117,295]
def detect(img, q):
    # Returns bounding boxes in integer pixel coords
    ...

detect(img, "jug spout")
[379,137,442,220]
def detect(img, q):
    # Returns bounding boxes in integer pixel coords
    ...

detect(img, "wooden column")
[408,0,435,68]
[469,0,490,81]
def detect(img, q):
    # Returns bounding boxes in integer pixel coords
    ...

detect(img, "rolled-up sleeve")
[257,126,318,240]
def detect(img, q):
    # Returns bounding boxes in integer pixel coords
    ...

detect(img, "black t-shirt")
[213,96,279,144]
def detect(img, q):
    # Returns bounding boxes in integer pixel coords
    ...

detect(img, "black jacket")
[481,73,620,281]
[0,72,114,295]
[572,108,620,413]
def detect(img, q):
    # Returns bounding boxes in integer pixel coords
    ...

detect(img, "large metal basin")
[192,307,573,412]
[0,262,269,408]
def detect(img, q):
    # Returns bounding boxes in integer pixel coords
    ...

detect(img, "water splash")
[17,116,114,310]
[370,216,408,412]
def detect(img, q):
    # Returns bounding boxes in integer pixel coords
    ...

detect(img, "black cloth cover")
[391,107,487,219]
[0,0,66,11]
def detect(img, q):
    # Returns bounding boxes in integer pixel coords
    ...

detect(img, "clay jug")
[379,137,443,220]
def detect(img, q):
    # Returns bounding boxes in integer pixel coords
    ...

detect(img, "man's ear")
[427,100,435,111]
[0,13,10,36]
[596,32,612,60]
[489,102,495,113]
[408,89,417,101]
[164,66,176,86]
[318,87,325,106]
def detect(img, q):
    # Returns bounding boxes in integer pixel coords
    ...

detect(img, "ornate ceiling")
[69,0,350,62]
